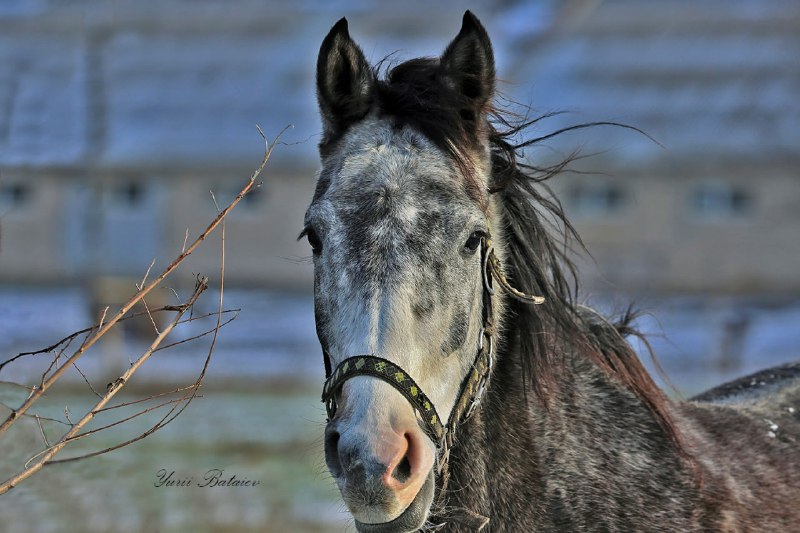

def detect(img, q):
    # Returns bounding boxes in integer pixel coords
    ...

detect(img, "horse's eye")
[463,231,483,254]
[302,227,323,255]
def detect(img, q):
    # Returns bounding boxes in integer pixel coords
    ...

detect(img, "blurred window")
[565,181,627,218]
[111,180,147,208]
[0,182,31,209]
[690,183,752,220]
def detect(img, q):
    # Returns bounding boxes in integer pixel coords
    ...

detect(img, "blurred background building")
[0,1,798,532]
[2,0,798,294]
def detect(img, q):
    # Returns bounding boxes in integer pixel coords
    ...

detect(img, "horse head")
[304,11,502,531]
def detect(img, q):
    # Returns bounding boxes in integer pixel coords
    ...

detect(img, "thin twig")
[0,328,92,372]
[182,228,189,254]
[34,415,50,448]
[0,402,70,427]
[137,259,156,291]
[0,278,208,494]
[59,396,200,446]
[0,125,283,438]
[72,362,102,398]
[140,298,161,336]
[0,305,213,374]
[154,311,239,352]
[97,306,109,332]
[46,389,205,464]
[39,351,63,389]
[47,214,229,465]
[169,286,182,304]
[94,385,198,414]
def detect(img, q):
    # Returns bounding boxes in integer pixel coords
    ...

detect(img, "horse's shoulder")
[689,362,800,406]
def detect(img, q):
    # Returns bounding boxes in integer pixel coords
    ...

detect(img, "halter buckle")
[464,376,488,420]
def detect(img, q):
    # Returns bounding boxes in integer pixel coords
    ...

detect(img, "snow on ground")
[1,286,798,396]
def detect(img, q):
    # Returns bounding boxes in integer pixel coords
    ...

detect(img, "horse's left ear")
[440,11,495,115]
[316,18,375,143]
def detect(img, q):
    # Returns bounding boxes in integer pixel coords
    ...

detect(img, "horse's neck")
[441,335,695,532]
[438,342,543,531]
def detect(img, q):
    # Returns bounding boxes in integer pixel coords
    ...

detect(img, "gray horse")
[303,11,800,532]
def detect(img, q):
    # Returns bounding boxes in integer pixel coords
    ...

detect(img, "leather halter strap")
[320,234,543,452]
[322,355,446,441]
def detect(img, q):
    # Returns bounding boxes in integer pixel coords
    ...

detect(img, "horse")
[303,11,800,532]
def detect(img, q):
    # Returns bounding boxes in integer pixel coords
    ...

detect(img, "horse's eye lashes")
[301,227,323,254]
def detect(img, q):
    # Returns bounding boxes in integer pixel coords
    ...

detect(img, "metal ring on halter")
[464,378,487,419]
[482,245,495,295]
[325,397,337,422]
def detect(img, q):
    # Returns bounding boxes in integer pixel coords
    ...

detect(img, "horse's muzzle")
[324,380,436,531]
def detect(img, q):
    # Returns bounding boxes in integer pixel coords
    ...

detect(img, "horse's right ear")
[440,11,495,116]
[316,18,375,142]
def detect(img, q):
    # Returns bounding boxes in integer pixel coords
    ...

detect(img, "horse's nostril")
[327,429,340,447]
[392,455,412,483]
[325,429,342,477]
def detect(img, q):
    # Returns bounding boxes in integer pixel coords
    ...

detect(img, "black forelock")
[319,57,489,203]
[375,58,485,154]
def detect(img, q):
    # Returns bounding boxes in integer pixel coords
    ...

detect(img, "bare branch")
[154,310,239,352]
[137,258,156,291]
[67,395,202,443]
[0,402,70,427]
[34,415,50,449]
[72,362,102,398]
[0,278,208,494]
[97,306,109,331]
[141,298,161,336]
[181,228,189,254]
[0,127,283,438]
[94,385,198,414]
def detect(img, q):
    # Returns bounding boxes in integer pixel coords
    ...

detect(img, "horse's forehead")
[322,121,466,218]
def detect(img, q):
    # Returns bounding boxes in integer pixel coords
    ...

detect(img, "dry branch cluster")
[0,128,282,494]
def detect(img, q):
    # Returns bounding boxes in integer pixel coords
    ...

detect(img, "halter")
[320,232,544,499]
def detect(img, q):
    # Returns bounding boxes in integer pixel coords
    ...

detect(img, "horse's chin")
[353,470,435,533]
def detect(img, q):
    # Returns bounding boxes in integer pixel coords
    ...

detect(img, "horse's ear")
[316,18,375,142]
[440,11,495,115]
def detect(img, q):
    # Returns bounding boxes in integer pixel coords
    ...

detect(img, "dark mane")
[369,57,492,203]
[316,17,800,529]
[490,127,686,453]
[369,57,685,452]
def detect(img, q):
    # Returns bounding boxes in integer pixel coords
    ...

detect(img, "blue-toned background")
[1,1,799,531]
